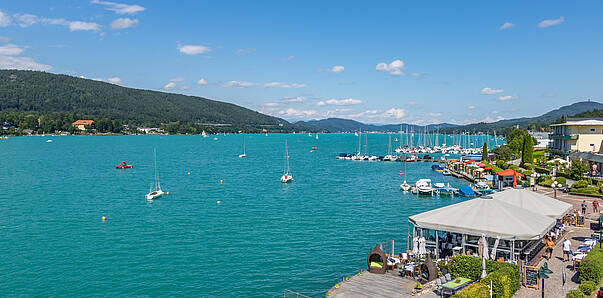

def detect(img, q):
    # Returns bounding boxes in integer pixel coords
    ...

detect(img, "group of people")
[581,199,600,214]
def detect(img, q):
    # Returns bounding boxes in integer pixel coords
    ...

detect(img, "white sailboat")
[400,155,411,191]
[280,140,293,183]
[238,135,247,158]
[315,133,319,140]
[145,148,164,201]
[201,130,208,138]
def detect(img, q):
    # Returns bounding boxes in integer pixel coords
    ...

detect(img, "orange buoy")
[187,172,190,175]
[217,200,221,204]
[102,216,106,221]
[220,180,223,184]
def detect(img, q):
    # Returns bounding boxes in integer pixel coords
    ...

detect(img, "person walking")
[581,200,588,214]
[563,238,572,262]
[545,236,555,260]
[594,199,599,213]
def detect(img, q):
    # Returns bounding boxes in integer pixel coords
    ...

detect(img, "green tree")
[568,160,589,180]
[482,142,488,161]
[521,134,534,167]
[493,145,514,161]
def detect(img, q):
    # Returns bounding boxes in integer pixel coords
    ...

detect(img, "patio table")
[441,277,472,296]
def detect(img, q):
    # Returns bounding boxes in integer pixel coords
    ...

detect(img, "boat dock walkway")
[326,271,415,297]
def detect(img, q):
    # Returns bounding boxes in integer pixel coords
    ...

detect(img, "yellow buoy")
[220,180,223,184]
[102,216,106,221]
[187,172,190,175]
[217,200,221,204]
[166,192,170,195]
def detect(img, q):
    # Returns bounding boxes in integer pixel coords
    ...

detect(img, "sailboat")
[239,135,247,158]
[145,148,164,201]
[280,140,293,183]
[201,130,208,138]
[315,133,319,140]
[400,155,411,191]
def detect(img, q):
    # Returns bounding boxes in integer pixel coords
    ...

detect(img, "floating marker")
[220,180,223,184]
[217,200,221,204]
[102,216,106,221]
[187,172,190,175]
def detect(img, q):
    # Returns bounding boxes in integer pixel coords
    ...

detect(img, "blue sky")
[1,1,602,125]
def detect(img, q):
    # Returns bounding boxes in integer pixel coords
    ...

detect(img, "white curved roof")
[409,196,556,240]
[490,188,572,219]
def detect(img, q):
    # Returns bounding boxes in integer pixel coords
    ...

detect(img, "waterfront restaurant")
[408,192,557,263]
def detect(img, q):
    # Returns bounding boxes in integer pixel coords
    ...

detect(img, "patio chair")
[436,278,443,296]
[445,273,452,282]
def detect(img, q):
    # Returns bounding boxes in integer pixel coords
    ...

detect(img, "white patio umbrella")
[490,236,500,260]
[412,237,419,255]
[481,256,487,279]
[419,237,427,256]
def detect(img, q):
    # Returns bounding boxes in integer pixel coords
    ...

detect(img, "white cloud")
[221,80,255,88]
[163,82,176,90]
[497,94,519,101]
[170,77,185,82]
[376,59,404,75]
[482,116,505,123]
[0,55,51,70]
[263,82,306,88]
[69,21,101,31]
[0,11,12,27]
[480,87,504,95]
[499,22,515,30]
[92,77,122,85]
[236,48,256,55]
[280,55,294,61]
[427,112,442,117]
[0,36,11,43]
[111,17,138,29]
[281,96,306,103]
[317,98,362,106]
[319,65,345,73]
[542,92,556,97]
[467,105,475,110]
[0,44,24,56]
[177,44,210,55]
[91,0,146,15]
[383,108,407,119]
[179,86,190,90]
[197,78,208,85]
[538,17,564,28]
[15,14,38,28]
[277,108,317,118]
[262,102,280,107]
[106,77,122,84]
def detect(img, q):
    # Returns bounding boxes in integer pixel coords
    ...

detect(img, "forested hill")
[0,70,291,131]
[295,118,457,132]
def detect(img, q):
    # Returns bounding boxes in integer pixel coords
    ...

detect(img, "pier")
[326,270,416,297]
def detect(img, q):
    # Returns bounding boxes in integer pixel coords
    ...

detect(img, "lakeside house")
[549,119,603,156]
[72,120,95,132]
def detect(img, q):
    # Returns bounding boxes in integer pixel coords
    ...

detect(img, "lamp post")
[538,262,553,298]
[552,181,560,199]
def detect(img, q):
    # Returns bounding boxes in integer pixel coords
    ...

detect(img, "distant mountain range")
[296,101,603,133]
[295,118,458,132]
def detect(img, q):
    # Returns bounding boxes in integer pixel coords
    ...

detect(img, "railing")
[379,240,396,256]
[283,289,310,298]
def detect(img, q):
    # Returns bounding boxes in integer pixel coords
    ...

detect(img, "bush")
[480,268,514,298]
[579,246,603,284]
[539,179,553,187]
[452,282,490,298]
[510,165,520,171]
[555,176,567,186]
[573,180,591,189]
[450,256,520,298]
[571,186,601,195]
[496,160,508,169]
[579,280,597,296]
[566,289,585,298]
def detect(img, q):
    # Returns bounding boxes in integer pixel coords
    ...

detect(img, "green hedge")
[539,179,554,187]
[555,177,567,186]
[573,180,591,189]
[534,166,551,174]
[452,282,490,298]
[566,289,585,298]
[579,245,603,284]
[571,186,601,195]
[579,280,596,296]
[450,256,520,298]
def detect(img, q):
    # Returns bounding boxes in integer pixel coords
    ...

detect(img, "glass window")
[590,128,596,132]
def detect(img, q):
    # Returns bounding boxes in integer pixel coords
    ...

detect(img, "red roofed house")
[72,120,95,132]
[496,169,524,188]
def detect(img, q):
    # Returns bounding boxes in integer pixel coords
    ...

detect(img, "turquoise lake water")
[0,134,498,296]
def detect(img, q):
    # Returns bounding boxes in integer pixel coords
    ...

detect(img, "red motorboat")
[116,162,133,169]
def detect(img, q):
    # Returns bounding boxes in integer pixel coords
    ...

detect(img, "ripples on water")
[0,134,489,296]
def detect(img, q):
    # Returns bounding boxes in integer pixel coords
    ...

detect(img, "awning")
[409,196,555,240]
[496,169,524,177]
[489,188,572,219]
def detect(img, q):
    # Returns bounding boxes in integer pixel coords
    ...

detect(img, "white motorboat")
[145,148,165,201]
[238,135,247,158]
[415,179,434,196]
[280,140,293,183]
[400,181,411,192]
[434,182,445,188]
[442,169,451,176]
[46,139,53,143]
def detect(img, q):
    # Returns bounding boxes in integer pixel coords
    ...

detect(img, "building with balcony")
[549,119,603,155]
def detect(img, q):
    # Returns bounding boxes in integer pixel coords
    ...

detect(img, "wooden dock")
[326,270,415,297]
